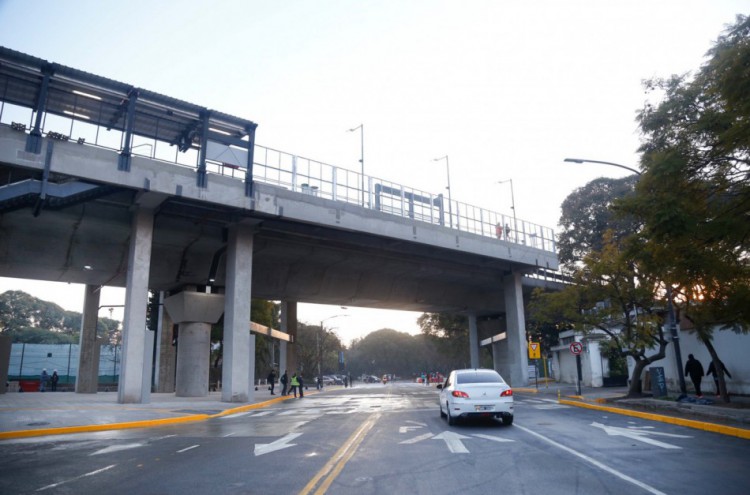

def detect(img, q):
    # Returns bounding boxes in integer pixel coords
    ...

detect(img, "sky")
[0,1,746,344]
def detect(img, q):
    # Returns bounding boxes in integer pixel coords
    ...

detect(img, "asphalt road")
[1,382,748,495]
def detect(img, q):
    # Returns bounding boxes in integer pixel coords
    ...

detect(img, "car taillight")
[451,390,469,398]
[500,389,513,397]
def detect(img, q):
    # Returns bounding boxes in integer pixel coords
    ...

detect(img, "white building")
[550,326,749,396]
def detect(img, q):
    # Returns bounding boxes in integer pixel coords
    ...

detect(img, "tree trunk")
[700,335,730,403]
[627,358,648,397]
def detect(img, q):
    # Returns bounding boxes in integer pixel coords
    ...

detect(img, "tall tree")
[531,232,667,397]
[557,176,639,266]
[628,14,750,401]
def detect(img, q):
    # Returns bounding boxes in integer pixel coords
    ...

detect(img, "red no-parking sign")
[569,342,583,355]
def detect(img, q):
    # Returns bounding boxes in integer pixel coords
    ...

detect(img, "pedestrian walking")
[289,373,300,398]
[39,369,49,392]
[707,359,731,396]
[280,370,288,396]
[267,369,277,395]
[684,354,705,398]
[50,370,59,392]
[298,373,304,398]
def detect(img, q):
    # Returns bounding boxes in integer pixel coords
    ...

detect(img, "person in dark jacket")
[707,359,731,396]
[267,369,276,395]
[50,370,59,392]
[280,370,289,396]
[684,354,705,398]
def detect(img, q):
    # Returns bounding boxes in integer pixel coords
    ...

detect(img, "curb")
[558,398,750,440]
[0,390,309,440]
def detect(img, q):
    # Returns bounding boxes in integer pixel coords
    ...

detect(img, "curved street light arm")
[564,158,641,176]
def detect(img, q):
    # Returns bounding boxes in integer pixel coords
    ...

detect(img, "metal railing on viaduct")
[0,46,556,255]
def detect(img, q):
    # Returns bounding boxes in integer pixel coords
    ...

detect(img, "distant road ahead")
[1,382,747,494]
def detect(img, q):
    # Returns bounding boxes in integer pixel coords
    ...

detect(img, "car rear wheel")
[439,403,446,418]
[502,414,513,426]
[446,403,457,426]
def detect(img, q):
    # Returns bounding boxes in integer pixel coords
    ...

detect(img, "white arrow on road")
[254,433,303,456]
[432,431,471,453]
[591,422,691,449]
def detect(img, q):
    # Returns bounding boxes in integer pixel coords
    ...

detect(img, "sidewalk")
[515,381,750,437]
[0,386,312,439]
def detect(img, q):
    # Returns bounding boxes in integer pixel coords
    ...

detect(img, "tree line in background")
[0,291,476,382]
[530,15,750,400]
[0,290,120,345]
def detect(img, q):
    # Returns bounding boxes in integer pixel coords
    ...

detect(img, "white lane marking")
[90,443,144,456]
[472,434,514,443]
[432,431,470,454]
[151,434,177,441]
[254,433,303,456]
[220,411,253,419]
[405,420,427,426]
[515,424,667,495]
[252,411,274,417]
[399,425,423,433]
[223,432,237,437]
[36,464,116,492]
[591,422,690,449]
[399,433,434,444]
[177,444,200,453]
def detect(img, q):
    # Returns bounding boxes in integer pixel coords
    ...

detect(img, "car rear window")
[455,371,504,384]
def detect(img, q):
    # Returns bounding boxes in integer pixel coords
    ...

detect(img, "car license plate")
[475,405,493,412]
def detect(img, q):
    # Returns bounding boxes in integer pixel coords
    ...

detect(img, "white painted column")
[503,272,529,387]
[468,313,479,368]
[222,224,253,402]
[76,284,100,393]
[118,207,154,404]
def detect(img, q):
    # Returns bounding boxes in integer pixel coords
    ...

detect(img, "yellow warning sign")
[528,342,541,359]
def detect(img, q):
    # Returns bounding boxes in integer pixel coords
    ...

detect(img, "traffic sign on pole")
[569,342,583,355]
[528,342,541,359]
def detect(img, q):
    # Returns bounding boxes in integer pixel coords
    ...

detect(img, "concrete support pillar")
[502,272,529,386]
[157,309,176,393]
[118,207,154,404]
[248,334,256,392]
[76,284,101,393]
[222,224,254,402]
[0,334,10,394]
[163,290,225,397]
[280,301,298,375]
[175,322,211,396]
[468,313,479,369]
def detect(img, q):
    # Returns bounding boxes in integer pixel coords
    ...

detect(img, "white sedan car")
[438,369,514,426]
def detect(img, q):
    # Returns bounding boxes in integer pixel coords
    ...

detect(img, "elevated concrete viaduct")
[0,47,561,403]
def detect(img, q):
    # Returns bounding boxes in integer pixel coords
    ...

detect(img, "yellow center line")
[299,412,381,495]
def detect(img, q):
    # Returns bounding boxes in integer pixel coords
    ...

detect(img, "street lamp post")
[564,157,641,176]
[319,311,348,386]
[563,157,687,395]
[497,179,517,242]
[432,155,452,228]
[348,124,364,206]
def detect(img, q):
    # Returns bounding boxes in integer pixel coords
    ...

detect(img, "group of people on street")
[684,354,732,398]
[39,369,59,392]
[267,369,304,398]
